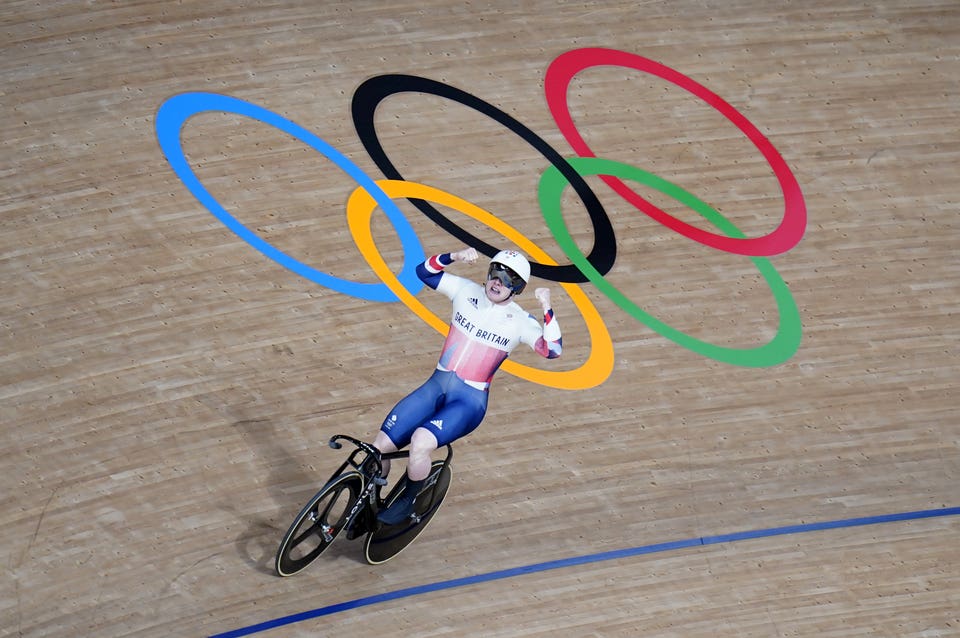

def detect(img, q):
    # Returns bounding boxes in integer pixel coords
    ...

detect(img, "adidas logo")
[430,419,444,430]
[469,297,479,308]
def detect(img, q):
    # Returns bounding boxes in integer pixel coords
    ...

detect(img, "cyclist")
[373,247,562,524]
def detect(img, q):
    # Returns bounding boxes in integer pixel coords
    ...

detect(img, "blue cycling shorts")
[380,369,489,447]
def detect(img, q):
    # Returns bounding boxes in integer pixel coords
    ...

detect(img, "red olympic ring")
[544,47,806,257]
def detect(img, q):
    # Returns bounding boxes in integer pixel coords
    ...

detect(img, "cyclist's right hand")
[451,247,479,263]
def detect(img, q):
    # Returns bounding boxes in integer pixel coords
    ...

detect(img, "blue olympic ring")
[154,92,425,302]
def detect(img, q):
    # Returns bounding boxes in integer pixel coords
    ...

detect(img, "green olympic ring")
[538,157,801,367]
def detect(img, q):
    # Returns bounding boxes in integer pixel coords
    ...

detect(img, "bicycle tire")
[275,471,363,576]
[364,460,452,565]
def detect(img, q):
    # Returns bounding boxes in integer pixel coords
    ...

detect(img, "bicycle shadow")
[227,415,320,574]
[226,406,384,572]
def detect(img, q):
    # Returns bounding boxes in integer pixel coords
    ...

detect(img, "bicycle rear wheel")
[275,471,363,576]
[364,460,452,565]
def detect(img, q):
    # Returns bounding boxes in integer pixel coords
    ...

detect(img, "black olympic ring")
[351,73,617,283]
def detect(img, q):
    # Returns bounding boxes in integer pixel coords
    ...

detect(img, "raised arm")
[416,247,479,289]
[533,287,562,359]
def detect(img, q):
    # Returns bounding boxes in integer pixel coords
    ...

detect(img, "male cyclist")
[373,247,562,524]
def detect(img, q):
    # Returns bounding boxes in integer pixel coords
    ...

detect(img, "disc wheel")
[275,471,363,576]
[364,460,451,565]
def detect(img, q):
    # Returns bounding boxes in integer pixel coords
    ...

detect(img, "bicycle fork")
[348,482,378,530]
[312,479,379,542]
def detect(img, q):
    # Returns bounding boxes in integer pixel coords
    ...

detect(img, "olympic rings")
[156,48,806,378]
[544,47,806,257]
[346,179,615,390]
[351,73,616,283]
[155,91,425,302]
[539,157,802,367]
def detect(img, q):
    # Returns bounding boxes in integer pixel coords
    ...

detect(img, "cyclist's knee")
[407,428,438,480]
[410,427,439,454]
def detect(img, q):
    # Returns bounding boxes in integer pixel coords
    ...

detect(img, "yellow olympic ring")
[346,180,614,390]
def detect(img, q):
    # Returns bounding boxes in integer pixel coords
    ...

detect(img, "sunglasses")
[487,263,524,291]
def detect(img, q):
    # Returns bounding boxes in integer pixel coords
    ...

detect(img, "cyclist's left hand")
[534,287,551,309]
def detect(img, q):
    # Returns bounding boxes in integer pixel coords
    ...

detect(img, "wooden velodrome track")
[3,1,958,636]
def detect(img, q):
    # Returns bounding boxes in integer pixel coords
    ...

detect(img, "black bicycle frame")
[326,434,453,527]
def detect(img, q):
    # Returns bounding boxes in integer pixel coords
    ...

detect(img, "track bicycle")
[275,434,453,576]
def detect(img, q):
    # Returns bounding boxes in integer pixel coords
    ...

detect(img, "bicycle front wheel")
[275,471,363,576]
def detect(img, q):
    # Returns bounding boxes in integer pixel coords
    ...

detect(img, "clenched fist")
[451,247,479,263]
[534,287,552,310]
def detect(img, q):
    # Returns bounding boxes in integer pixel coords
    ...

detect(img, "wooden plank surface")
[2,1,958,636]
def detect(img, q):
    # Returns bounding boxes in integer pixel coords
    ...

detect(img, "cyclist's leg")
[372,431,398,478]
[379,390,486,525]
[418,378,489,452]
[375,370,445,478]
[402,382,487,492]
[407,427,439,481]
[379,373,487,525]
[376,423,439,525]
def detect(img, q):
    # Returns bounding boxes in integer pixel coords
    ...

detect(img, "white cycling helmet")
[488,249,530,294]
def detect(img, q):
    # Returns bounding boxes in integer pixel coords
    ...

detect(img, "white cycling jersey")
[423,255,562,390]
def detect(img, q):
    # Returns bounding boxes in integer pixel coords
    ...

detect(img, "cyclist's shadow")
[227,407,379,573]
